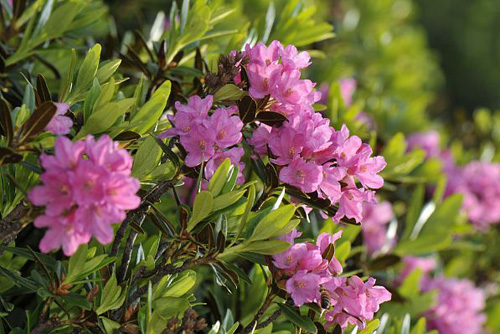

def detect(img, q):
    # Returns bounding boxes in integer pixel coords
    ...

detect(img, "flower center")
[295,281,306,289]
[295,170,305,179]
[217,130,226,140]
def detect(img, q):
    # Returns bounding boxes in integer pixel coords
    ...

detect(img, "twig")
[239,293,276,334]
[109,180,176,272]
[0,202,29,246]
[116,211,147,283]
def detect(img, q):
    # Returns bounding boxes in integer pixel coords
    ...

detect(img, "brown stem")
[109,180,177,271]
[0,202,29,246]
[239,293,276,334]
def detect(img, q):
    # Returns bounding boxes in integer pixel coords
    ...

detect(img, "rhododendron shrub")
[0,1,498,334]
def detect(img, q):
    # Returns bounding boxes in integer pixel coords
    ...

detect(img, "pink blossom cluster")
[250,114,386,223]
[161,95,245,183]
[447,161,500,230]
[361,201,395,255]
[243,43,385,223]
[407,130,500,229]
[272,230,391,331]
[399,257,486,334]
[243,40,320,117]
[29,135,141,256]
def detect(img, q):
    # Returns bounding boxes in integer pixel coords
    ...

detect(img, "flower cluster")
[243,40,320,117]
[361,201,395,255]
[243,43,385,223]
[399,257,486,334]
[161,95,245,183]
[272,230,391,331]
[408,130,500,229]
[250,114,386,223]
[46,102,73,135]
[447,161,500,230]
[424,277,486,334]
[29,135,141,255]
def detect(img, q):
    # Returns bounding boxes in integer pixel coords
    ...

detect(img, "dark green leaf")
[277,303,317,333]
[36,74,51,103]
[255,111,287,126]
[237,96,257,124]
[18,102,57,143]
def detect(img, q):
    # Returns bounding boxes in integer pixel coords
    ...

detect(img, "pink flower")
[34,212,91,256]
[246,62,281,99]
[281,44,311,71]
[279,157,322,193]
[272,70,316,106]
[45,103,73,135]
[278,229,303,243]
[204,147,245,184]
[29,135,140,256]
[180,123,217,167]
[286,270,322,306]
[325,276,391,330]
[423,277,485,334]
[273,243,308,270]
[346,144,386,189]
[205,107,243,149]
[268,126,304,165]
[244,41,283,67]
[248,124,272,156]
[361,201,394,254]
[316,231,343,254]
[161,95,213,138]
[451,161,500,230]
[319,164,345,203]
[334,185,372,223]
[40,136,85,171]
[406,130,441,158]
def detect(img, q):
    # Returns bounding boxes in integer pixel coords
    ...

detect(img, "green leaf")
[153,297,189,319]
[212,190,246,212]
[187,191,213,231]
[358,319,380,334]
[101,317,121,333]
[335,241,351,266]
[42,1,82,40]
[410,317,427,334]
[96,274,126,314]
[96,59,122,83]
[74,44,102,95]
[94,77,116,110]
[76,98,135,138]
[18,102,57,143]
[250,204,296,241]
[399,269,422,299]
[64,244,88,284]
[130,86,170,134]
[80,255,116,278]
[419,194,463,237]
[402,184,425,240]
[394,233,452,256]
[163,270,196,298]
[132,136,163,179]
[277,303,317,333]
[238,240,290,255]
[208,158,231,197]
[213,84,246,101]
